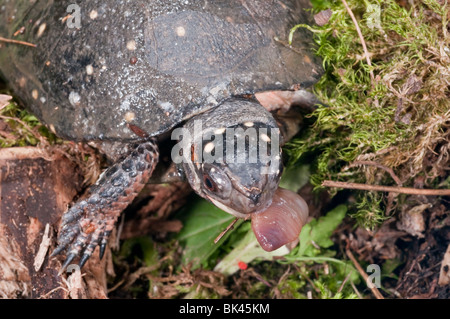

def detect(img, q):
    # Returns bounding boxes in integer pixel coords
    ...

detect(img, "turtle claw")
[78,253,91,269]
[50,244,66,258]
[51,223,80,258]
[99,244,106,260]
[55,223,112,271]
[53,140,159,272]
[99,234,110,260]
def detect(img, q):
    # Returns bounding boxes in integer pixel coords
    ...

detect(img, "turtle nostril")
[248,192,262,205]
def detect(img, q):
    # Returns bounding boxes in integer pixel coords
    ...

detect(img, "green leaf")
[295,204,347,257]
[381,258,403,280]
[174,197,239,269]
[281,205,359,286]
[22,114,39,123]
[119,237,158,267]
[209,165,311,275]
[214,229,290,276]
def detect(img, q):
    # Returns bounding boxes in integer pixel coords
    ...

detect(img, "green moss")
[287,0,450,228]
[275,262,359,299]
[0,99,58,147]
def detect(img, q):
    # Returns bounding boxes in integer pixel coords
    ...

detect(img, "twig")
[341,0,375,83]
[214,218,239,244]
[0,114,44,142]
[107,279,125,293]
[322,180,450,196]
[337,270,354,294]
[346,248,384,299]
[349,160,403,215]
[0,36,36,47]
[38,286,69,299]
[350,280,363,299]
[123,264,162,290]
[247,268,272,287]
[13,27,26,37]
[33,223,52,271]
[349,160,402,186]
[293,264,321,294]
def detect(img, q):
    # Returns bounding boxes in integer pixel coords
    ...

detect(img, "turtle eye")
[203,175,217,192]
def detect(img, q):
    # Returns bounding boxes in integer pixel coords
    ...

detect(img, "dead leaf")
[401,74,423,95]
[33,223,52,271]
[438,244,450,286]
[314,9,332,26]
[0,94,12,110]
[397,203,431,238]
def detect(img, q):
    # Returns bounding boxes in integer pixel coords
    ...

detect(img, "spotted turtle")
[0,0,322,270]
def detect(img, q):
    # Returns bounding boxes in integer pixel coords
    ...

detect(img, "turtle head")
[183,122,283,218]
[187,161,282,219]
[174,97,309,252]
[175,98,283,218]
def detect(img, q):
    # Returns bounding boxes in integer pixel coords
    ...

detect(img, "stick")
[350,280,363,299]
[341,0,375,83]
[214,218,239,244]
[346,248,384,299]
[322,180,450,196]
[33,223,52,271]
[0,36,36,47]
[0,115,44,142]
[337,270,354,294]
[349,160,402,186]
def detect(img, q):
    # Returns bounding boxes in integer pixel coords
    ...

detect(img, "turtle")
[0,0,322,270]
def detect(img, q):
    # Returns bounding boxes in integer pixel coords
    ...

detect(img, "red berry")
[238,261,248,270]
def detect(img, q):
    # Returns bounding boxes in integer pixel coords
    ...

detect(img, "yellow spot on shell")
[37,23,47,38]
[176,26,186,37]
[19,77,27,88]
[86,65,94,75]
[126,40,136,51]
[90,10,98,20]
[214,127,226,135]
[124,112,136,123]
[31,89,39,100]
[260,133,271,142]
[204,142,215,153]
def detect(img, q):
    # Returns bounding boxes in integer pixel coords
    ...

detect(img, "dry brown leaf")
[438,244,450,286]
[0,94,12,110]
[314,9,332,26]
[397,203,431,238]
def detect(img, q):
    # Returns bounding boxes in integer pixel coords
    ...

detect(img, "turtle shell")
[0,0,322,142]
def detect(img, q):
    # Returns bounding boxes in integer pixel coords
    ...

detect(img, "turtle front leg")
[52,139,159,271]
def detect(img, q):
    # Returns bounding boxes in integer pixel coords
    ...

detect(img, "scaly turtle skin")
[0,0,322,269]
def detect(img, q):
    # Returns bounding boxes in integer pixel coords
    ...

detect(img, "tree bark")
[0,147,109,299]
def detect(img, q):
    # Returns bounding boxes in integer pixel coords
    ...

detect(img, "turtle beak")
[205,195,249,219]
[205,176,277,218]
[248,192,262,206]
[239,187,274,214]
[224,165,280,215]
